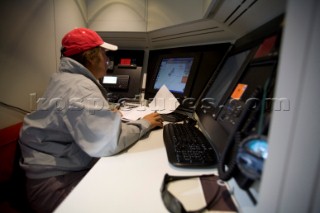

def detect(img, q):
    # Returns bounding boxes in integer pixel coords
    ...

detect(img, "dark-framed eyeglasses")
[160,173,221,213]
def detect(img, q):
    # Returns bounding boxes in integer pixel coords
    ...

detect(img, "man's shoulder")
[53,72,95,86]
[53,72,88,80]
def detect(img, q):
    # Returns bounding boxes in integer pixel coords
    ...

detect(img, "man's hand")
[143,112,163,129]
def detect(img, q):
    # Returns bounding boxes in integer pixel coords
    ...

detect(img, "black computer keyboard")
[163,123,218,168]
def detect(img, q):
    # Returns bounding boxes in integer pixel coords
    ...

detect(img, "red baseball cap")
[62,28,118,57]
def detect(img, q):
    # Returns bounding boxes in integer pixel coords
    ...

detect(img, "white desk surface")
[54,126,219,213]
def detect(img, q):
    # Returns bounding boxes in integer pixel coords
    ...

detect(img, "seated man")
[19,28,163,213]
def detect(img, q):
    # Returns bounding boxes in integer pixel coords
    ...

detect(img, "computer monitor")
[196,48,256,119]
[145,53,200,101]
[192,15,283,194]
[193,46,258,156]
[195,35,280,157]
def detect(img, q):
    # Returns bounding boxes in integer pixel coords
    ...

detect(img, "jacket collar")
[59,57,98,83]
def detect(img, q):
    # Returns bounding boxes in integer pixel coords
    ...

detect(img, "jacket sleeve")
[62,81,152,157]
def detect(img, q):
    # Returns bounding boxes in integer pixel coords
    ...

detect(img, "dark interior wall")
[106,50,145,70]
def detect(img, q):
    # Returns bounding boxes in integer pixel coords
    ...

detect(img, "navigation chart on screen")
[154,58,193,94]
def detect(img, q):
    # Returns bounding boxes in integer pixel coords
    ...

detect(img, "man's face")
[95,48,108,79]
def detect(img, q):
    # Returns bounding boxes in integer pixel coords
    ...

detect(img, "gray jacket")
[19,57,151,179]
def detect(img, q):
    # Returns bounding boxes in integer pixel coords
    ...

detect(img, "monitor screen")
[103,76,117,84]
[153,57,194,94]
[197,49,253,118]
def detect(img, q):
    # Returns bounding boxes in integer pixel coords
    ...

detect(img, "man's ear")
[84,57,95,72]
[85,56,95,66]
[89,54,100,66]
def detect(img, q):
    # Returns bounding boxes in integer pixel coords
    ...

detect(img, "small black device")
[102,75,130,90]
[101,66,143,102]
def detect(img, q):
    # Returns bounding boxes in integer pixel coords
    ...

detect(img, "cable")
[257,78,269,135]
[0,101,30,114]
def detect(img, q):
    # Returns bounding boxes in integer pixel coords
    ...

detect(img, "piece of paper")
[120,106,154,121]
[120,85,180,121]
[148,85,180,114]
